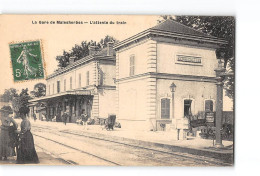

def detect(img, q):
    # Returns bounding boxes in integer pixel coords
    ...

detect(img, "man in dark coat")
[33,113,37,122]
[62,112,69,125]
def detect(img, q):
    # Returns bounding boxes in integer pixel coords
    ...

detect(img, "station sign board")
[206,112,215,123]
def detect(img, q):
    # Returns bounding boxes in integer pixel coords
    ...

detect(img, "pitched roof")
[47,47,115,80]
[150,20,217,39]
[114,19,226,50]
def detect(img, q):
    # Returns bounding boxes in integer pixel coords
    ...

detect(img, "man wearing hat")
[0,105,18,160]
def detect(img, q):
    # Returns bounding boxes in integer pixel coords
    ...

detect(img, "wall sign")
[176,55,202,65]
[206,112,215,123]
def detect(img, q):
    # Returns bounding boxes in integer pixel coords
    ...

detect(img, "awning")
[29,89,92,103]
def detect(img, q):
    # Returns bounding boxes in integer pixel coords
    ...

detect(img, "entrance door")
[86,98,93,118]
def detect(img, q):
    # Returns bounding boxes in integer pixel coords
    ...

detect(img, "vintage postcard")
[0,15,234,166]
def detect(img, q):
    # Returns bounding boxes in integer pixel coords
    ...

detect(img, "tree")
[56,35,117,69]
[2,88,19,102]
[30,83,46,98]
[158,16,235,99]
[12,88,31,115]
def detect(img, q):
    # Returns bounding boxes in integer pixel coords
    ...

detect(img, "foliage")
[158,16,235,99]
[30,83,46,98]
[11,88,31,114]
[56,35,117,69]
[2,88,19,102]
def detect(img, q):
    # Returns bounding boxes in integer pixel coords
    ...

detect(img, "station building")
[114,20,227,135]
[29,43,116,123]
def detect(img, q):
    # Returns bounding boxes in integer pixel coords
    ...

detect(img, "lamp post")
[214,59,225,148]
[170,82,177,119]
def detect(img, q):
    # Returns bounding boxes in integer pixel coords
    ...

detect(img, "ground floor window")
[161,98,170,119]
[205,100,213,112]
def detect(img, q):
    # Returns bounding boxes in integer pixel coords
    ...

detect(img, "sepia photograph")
[0,15,234,166]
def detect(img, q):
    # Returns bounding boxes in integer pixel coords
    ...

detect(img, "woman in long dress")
[16,107,39,164]
[0,106,18,160]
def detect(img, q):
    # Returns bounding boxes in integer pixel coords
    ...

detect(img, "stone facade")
[114,20,226,135]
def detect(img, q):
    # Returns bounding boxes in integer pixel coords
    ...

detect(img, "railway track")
[32,125,232,166]
[34,133,121,166]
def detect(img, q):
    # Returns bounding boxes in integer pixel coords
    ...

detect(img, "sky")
[0,15,159,93]
[0,15,233,110]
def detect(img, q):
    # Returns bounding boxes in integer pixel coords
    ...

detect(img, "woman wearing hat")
[16,106,39,164]
[0,105,18,160]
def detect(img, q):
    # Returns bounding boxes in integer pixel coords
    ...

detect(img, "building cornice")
[117,72,217,83]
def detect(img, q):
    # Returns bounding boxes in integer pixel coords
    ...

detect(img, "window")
[64,79,66,92]
[129,55,135,76]
[70,77,72,90]
[205,100,213,112]
[53,83,54,94]
[184,100,192,117]
[161,98,170,119]
[78,73,81,88]
[86,71,89,86]
[57,81,60,93]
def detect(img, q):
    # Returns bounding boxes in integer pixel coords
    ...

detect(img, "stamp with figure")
[9,40,45,82]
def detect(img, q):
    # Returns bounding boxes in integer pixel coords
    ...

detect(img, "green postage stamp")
[9,40,45,82]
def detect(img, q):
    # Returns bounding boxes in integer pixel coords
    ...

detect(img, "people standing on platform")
[42,113,46,121]
[62,111,69,125]
[81,112,89,129]
[33,113,37,122]
[0,106,18,161]
[16,106,39,164]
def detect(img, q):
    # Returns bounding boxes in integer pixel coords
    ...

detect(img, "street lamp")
[170,82,176,120]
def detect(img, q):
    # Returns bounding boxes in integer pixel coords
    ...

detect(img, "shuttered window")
[57,81,60,93]
[161,98,170,119]
[86,71,89,86]
[78,73,81,88]
[130,55,135,76]
[70,77,72,90]
[64,79,66,92]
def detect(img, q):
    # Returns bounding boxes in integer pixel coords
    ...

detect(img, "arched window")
[161,98,170,119]
[205,100,213,112]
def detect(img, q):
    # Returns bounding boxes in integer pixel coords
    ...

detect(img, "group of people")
[0,105,39,164]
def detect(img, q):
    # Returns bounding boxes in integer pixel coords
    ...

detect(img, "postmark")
[9,40,45,82]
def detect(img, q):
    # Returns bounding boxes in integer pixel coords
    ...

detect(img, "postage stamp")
[9,40,45,82]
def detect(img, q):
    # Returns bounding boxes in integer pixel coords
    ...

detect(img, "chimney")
[89,45,96,55]
[69,56,76,65]
[107,42,114,56]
